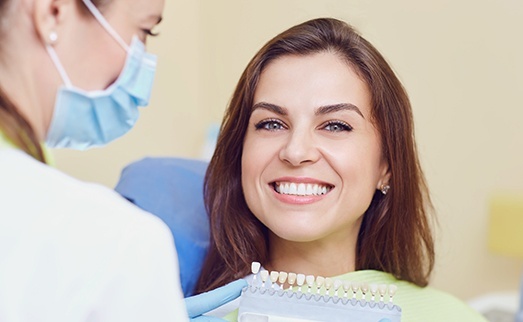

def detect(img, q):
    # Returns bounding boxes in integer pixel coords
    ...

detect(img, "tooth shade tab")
[287,273,297,285]
[275,182,332,196]
[343,281,352,298]
[296,274,306,287]
[251,262,261,274]
[351,282,360,298]
[333,279,343,297]
[270,271,279,288]
[287,272,297,290]
[370,284,378,301]
[361,283,369,297]
[270,271,279,282]
[378,284,387,302]
[278,272,288,285]
[260,270,269,287]
[306,275,315,293]
[315,276,325,294]
[389,284,398,302]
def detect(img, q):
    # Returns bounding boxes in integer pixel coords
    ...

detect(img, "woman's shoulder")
[338,270,488,322]
[395,281,486,321]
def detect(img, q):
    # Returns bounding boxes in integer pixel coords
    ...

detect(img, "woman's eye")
[254,119,286,131]
[322,121,353,132]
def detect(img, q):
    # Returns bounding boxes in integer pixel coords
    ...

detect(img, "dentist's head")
[0,0,164,160]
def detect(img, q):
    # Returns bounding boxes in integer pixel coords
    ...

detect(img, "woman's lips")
[269,179,334,205]
[272,181,333,196]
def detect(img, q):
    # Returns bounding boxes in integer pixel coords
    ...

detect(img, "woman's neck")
[266,230,359,278]
[0,14,60,141]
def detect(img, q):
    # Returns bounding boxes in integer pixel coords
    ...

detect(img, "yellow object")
[0,130,55,166]
[488,193,523,257]
[0,131,15,149]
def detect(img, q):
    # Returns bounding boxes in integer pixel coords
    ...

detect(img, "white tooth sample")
[351,282,360,299]
[321,186,327,195]
[296,274,306,292]
[312,184,319,195]
[287,272,297,290]
[343,281,351,298]
[315,276,325,294]
[370,284,378,301]
[305,275,315,293]
[388,284,398,303]
[251,262,261,274]
[278,271,288,285]
[378,284,387,301]
[324,277,334,296]
[297,183,306,195]
[260,270,269,286]
[333,279,343,297]
[270,271,279,287]
[251,261,261,283]
[360,283,369,299]
[289,183,298,195]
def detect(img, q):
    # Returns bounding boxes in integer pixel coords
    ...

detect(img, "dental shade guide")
[239,261,402,322]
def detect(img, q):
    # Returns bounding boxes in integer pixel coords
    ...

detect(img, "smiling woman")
[195,18,487,321]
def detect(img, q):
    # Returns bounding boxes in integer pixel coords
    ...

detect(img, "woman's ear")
[377,162,391,191]
[32,0,73,45]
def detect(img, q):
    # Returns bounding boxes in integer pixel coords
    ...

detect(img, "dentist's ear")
[32,0,73,45]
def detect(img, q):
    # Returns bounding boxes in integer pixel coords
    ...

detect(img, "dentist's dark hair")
[0,0,109,162]
[196,17,435,293]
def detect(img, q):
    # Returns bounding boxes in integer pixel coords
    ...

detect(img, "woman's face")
[241,52,389,247]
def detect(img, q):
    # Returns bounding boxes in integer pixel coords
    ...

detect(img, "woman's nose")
[278,129,321,166]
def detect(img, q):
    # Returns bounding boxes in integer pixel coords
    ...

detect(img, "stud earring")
[49,31,58,45]
[380,184,390,195]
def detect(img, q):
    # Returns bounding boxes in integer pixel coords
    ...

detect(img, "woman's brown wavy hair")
[195,17,434,293]
[0,0,109,162]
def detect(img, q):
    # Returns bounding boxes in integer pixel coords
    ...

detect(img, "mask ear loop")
[46,43,73,88]
[47,0,131,88]
[81,0,129,52]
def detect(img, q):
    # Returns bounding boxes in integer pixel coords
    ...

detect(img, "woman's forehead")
[253,52,372,119]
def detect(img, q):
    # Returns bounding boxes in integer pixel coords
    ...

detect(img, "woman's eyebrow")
[252,102,288,116]
[252,102,364,119]
[315,103,365,119]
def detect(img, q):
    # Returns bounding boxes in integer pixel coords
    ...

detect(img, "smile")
[273,182,333,196]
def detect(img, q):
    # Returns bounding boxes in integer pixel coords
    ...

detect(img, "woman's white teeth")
[275,182,330,196]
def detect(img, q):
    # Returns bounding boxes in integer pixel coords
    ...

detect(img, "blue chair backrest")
[115,157,209,296]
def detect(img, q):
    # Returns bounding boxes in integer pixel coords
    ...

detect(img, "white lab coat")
[0,147,189,322]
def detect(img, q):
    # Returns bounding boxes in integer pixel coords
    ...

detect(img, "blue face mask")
[45,0,157,150]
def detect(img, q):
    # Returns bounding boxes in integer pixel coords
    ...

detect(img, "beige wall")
[53,0,523,300]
